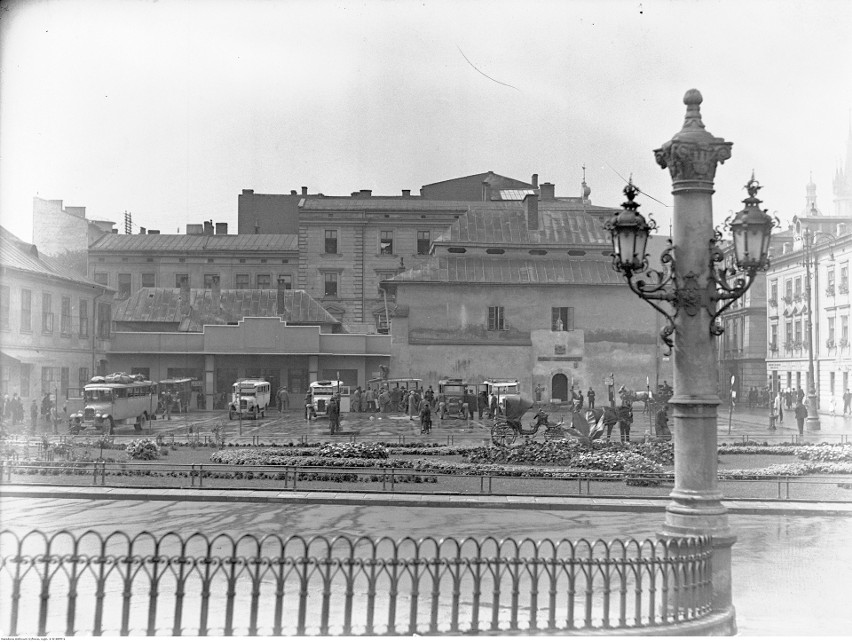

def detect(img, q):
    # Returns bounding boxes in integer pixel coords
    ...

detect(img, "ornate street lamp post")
[801,229,836,431]
[605,89,776,632]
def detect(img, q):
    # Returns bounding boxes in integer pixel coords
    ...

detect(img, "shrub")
[125,439,159,461]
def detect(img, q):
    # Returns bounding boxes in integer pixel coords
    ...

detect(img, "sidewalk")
[2,484,850,516]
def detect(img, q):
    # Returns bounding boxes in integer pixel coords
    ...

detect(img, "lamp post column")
[804,232,821,430]
[654,90,736,630]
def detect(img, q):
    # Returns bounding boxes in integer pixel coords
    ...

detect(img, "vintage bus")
[309,380,349,416]
[483,378,520,408]
[438,378,471,418]
[229,379,271,420]
[157,378,195,414]
[69,374,157,434]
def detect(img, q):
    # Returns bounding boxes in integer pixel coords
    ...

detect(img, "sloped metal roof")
[441,207,614,246]
[89,234,299,253]
[0,226,110,289]
[300,198,475,212]
[388,256,624,285]
[113,288,338,330]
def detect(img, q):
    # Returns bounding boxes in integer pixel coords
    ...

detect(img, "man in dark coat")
[587,387,596,409]
[617,401,633,442]
[794,400,808,436]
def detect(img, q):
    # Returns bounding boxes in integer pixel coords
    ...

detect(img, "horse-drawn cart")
[490,395,566,446]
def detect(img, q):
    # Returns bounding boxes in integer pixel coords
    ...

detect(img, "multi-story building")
[383,189,673,400]
[32,197,115,277]
[0,226,113,406]
[765,177,852,406]
[87,224,298,300]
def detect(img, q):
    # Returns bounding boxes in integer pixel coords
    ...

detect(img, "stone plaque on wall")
[554,345,566,355]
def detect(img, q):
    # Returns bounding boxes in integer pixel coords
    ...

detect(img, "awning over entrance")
[0,348,31,363]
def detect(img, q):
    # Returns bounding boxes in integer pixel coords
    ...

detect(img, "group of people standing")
[1,392,62,433]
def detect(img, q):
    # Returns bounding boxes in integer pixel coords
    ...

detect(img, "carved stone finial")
[654,89,732,186]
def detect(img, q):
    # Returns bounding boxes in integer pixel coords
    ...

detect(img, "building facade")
[32,197,115,277]
[383,193,672,401]
[87,228,299,300]
[0,227,113,406]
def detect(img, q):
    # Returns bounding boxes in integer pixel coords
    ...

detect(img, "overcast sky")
[1,0,851,243]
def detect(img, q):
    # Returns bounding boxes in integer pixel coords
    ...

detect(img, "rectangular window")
[42,293,53,333]
[175,274,189,288]
[785,279,792,301]
[551,307,575,332]
[324,230,338,254]
[78,367,89,389]
[786,321,793,346]
[828,269,836,289]
[41,366,60,395]
[141,273,156,287]
[94,272,108,286]
[770,280,777,303]
[417,231,431,255]
[380,231,394,255]
[278,274,292,290]
[235,274,250,289]
[256,274,271,289]
[324,273,338,297]
[79,300,88,337]
[488,306,505,331]
[97,302,111,339]
[843,315,849,342]
[203,274,219,288]
[841,263,849,292]
[831,371,836,395]
[61,297,71,336]
[829,317,836,343]
[770,324,778,350]
[794,319,802,344]
[794,277,802,297]
[118,273,132,298]
[0,285,9,330]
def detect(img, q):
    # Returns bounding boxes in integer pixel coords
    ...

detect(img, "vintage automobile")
[438,378,473,418]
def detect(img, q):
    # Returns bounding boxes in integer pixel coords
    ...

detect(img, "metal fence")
[0,529,713,636]
[2,459,852,501]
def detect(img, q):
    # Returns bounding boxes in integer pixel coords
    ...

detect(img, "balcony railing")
[768,298,778,308]
[826,285,836,297]
[0,529,714,636]
[781,294,794,305]
[840,283,850,295]
[826,339,836,349]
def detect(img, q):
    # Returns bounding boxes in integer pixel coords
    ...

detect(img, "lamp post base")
[805,416,821,431]
[806,392,821,430]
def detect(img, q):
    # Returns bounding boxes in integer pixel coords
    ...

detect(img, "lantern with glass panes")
[604,174,777,353]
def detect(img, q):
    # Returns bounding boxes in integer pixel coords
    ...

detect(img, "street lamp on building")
[801,228,837,431]
[604,89,777,629]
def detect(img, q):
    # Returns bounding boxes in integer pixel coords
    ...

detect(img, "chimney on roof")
[277,276,289,318]
[482,181,491,201]
[179,276,191,316]
[186,224,203,235]
[148,230,160,234]
[242,189,254,195]
[203,220,214,235]
[402,189,411,197]
[540,182,555,200]
[351,192,359,197]
[291,190,297,195]
[111,229,118,234]
[301,186,308,196]
[531,174,539,188]
[215,222,228,235]
[524,193,539,231]
[139,227,146,235]
[359,189,372,198]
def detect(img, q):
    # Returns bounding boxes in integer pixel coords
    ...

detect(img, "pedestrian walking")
[437,395,447,420]
[478,391,488,419]
[277,387,288,412]
[407,389,417,420]
[587,387,595,409]
[365,387,375,413]
[794,400,808,436]
[617,400,633,443]
[425,386,435,409]
[774,392,784,424]
[304,391,316,420]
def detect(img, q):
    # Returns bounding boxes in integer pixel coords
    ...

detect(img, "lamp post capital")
[654,89,733,188]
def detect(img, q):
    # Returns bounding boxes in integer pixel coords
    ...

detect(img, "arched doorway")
[551,373,568,402]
